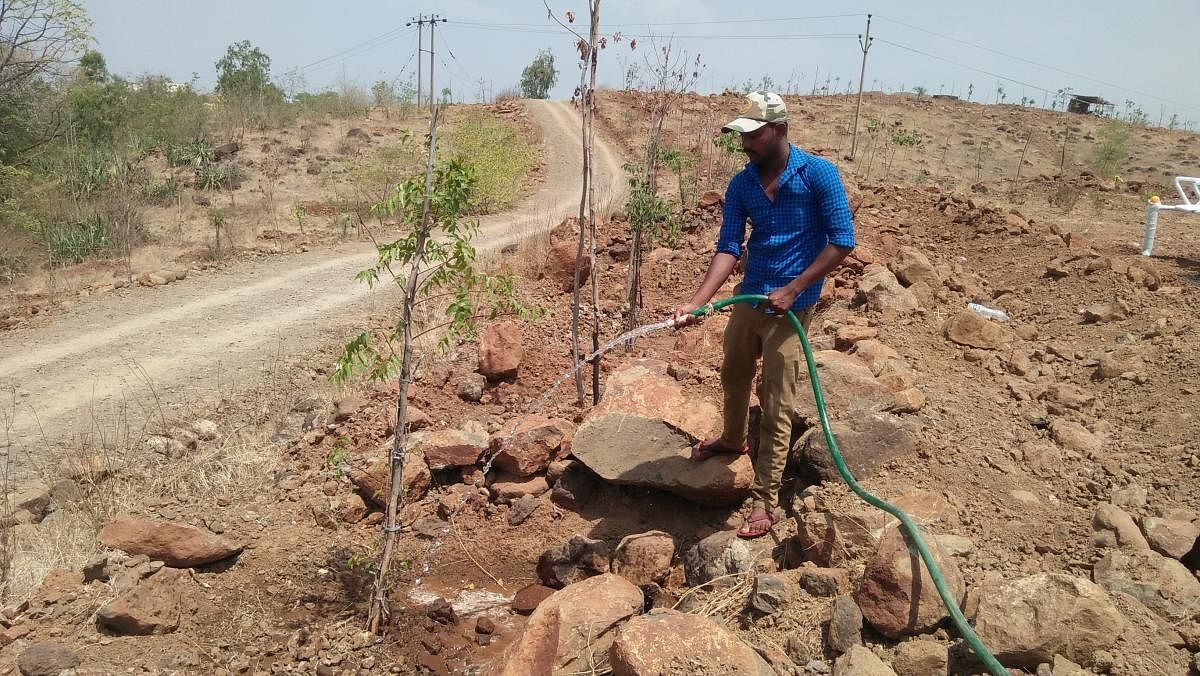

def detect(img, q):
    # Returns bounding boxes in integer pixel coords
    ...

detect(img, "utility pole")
[849,13,873,161]
[407,15,424,107]
[407,14,446,110]
[428,14,445,116]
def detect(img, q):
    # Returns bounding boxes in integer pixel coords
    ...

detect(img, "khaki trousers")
[718,301,813,512]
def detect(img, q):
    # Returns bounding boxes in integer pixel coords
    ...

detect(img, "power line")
[875,38,1056,95]
[451,23,857,40]
[437,31,473,84]
[875,15,1200,113]
[451,13,864,29]
[294,25,416,74]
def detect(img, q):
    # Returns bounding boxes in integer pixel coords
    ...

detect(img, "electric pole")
[428,14,445,116]
[407,15,424,107]
[849,13,873,161]
[406,14,446,110]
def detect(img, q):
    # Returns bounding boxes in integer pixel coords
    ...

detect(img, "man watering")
[674,91,856,538]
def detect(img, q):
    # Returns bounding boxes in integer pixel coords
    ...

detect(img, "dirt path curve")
[0,99,626,484]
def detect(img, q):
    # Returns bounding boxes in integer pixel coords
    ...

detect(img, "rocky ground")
[2,93,1200,676]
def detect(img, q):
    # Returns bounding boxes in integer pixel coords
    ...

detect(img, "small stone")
[18,642,80,676]
[750,574,790,615]
[190,419,219,441]
[827,595,863,654]
[833,645,896,676]
[457,373,486,402]
[511,584,555,615]
[507,494,540,526]
[801,568,850,597]
[475,617,496,635]
[425,598,456,625]
[537,534,610,588]
[892,640,948,676]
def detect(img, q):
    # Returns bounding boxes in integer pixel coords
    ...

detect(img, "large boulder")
[683,530,761,586]
[1140,517,1200,560]
[412,429,488,471]
[95,568,187,635]
[792,511,879,567]
[487,573,642,675]
[612,531,675,586]
[573,360,751,505]
[491,416,574,477]
[1092,549,1200,621]
[478,321,523,380]
[855,526,964,639]
[794,351,898,422]
[857,266,919,313]
[549,241,592,293]
[609,608,774,675]
[98,518,241,568]
[889,247,941,288]
[1092,503,1150,551]
[537,534,611,589]
[971,573,1124,669]
[942,311,1012,351]
[349,450,431,507]
[794,413,919,483]
[888,249,940,289]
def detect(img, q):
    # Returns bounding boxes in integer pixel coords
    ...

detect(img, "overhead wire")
[292,25,417,76]
[875,14,1200,113]
[874,38,1056,95]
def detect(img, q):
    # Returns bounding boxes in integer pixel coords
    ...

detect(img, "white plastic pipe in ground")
[1143,176,1200,256]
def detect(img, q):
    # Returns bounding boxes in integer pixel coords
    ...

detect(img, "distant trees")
[0,0,91,159]
[214,40,284,134]
[519,49,558,99]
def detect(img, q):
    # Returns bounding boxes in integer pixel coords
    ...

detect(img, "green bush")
[1091,122,1129,179]
[142,177,179,204]
[48,215,113,265]
[444,112,536,214]
[196,162,242,191]
[165,138,214,169]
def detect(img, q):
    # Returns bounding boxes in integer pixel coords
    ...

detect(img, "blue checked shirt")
[716,145,856,310]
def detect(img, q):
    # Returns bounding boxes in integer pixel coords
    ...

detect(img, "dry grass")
[0,349,292,601]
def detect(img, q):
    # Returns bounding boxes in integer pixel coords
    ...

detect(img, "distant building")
[1067,95,1114,116]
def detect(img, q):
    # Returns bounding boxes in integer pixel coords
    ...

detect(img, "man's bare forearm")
[686,252,738,308]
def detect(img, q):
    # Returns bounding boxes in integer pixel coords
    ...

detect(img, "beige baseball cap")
[722,91,788,133]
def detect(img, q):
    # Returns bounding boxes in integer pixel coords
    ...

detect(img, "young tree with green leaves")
[519,48,558,99]
[332,109,533,632]
[214,40,283,135]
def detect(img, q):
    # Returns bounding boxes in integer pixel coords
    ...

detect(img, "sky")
[80,0,1200,127]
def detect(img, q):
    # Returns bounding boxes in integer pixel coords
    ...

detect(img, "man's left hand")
[766,284,799,314]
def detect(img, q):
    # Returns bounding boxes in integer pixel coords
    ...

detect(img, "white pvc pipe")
[1141,177,1200,256]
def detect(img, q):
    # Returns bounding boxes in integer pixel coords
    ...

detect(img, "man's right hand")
[672,304,701,328]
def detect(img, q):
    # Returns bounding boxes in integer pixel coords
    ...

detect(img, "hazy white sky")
[82,0,1200,126]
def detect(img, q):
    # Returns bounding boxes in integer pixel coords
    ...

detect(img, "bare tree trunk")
[368,107,440,633]
[587,0,602,404]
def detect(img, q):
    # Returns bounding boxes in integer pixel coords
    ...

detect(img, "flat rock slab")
[574,412,751,506]
[573,359,750,506]
[99,517,242,568]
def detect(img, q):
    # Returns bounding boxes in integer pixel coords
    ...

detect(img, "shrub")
[444,113,536,214]
[141,177,179,205]
[48,215,113,265]
[195,162,243,191]
[1090,122,1129,179]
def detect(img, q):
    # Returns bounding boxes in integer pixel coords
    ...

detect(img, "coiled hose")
[688,294,1006,676]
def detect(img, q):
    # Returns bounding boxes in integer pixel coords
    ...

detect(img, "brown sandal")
[690,436,750,462]
[737,509,777,539]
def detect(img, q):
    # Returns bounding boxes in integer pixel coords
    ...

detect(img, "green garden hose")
[689,294,1006,676]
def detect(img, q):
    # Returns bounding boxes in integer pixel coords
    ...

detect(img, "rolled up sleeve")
[716,175,748,257]
[809,160,856,249]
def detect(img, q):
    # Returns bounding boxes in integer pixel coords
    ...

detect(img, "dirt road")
[0,99,626,484]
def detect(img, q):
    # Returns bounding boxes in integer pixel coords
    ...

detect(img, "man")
[674,91,855,539]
